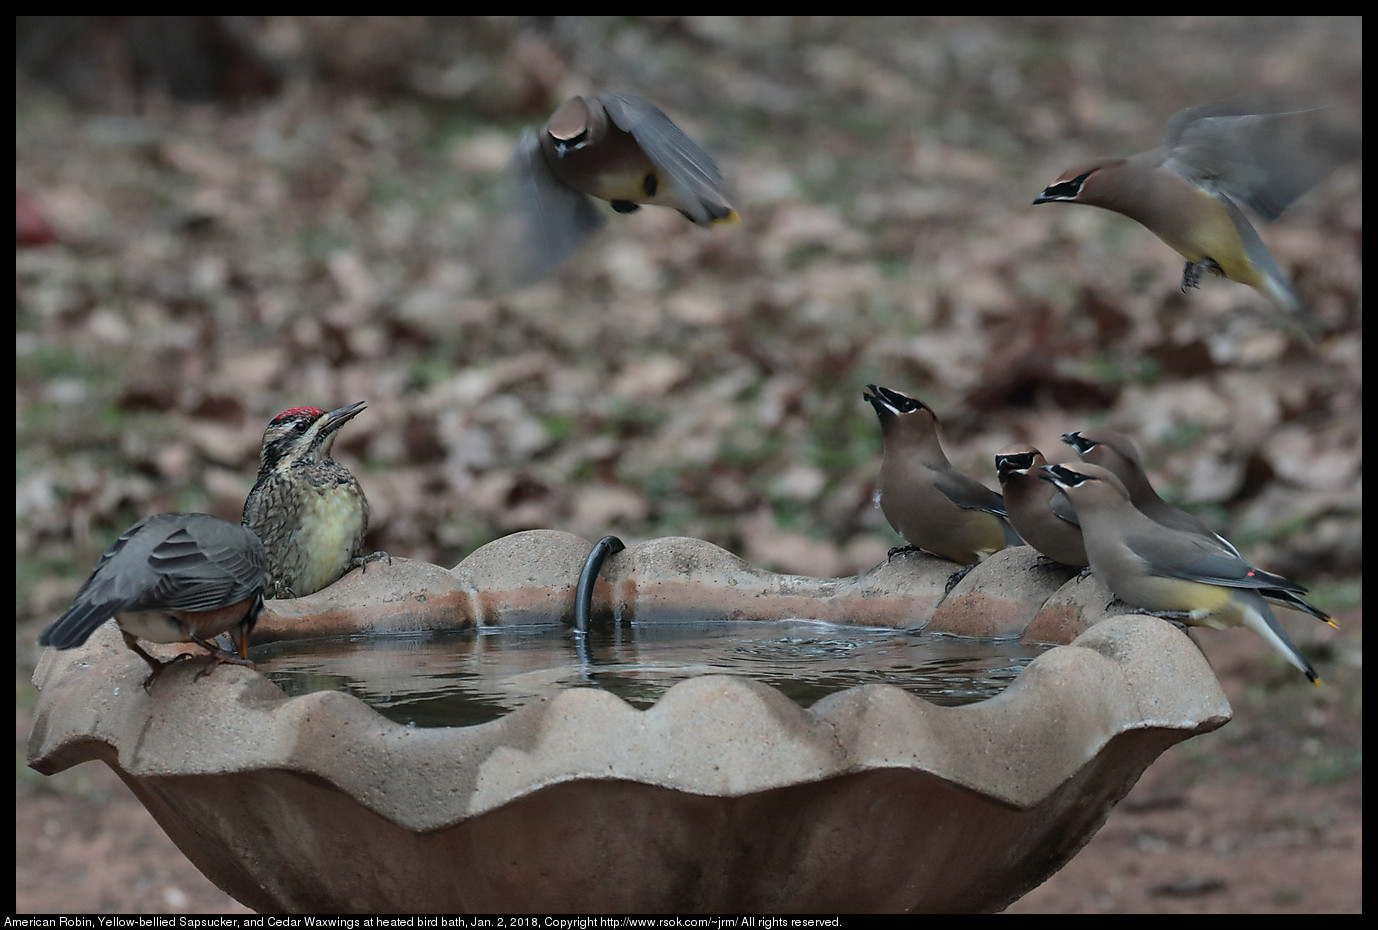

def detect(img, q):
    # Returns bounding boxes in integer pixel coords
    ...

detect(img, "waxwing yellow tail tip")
[1326,617,1340,629]
[1311,676,1323,688]
[714,209,740,227]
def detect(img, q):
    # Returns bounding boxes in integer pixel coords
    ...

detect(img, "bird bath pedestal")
[28,531,1230,913]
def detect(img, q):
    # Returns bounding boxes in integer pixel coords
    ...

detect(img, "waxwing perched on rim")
[502,93,738,283]
[1033,91,1358,318]
[862,384,1022,566]
[1062,428,1334,627]
[1042,462,1326,685]
[995,445,1088,569]
[242,403,389,600]
[38,513,267,691]
[1063,429,1231,543]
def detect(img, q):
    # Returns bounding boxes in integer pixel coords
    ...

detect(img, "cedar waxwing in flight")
[502,93,737,283]
[995,446,1088,568]
[38,513,268,691]
[1042,462,1325,684]
[863,385,1021,566]
[1034,91,1358,317]
[1063,428,1334,626]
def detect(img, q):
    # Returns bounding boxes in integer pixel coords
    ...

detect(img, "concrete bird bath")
[28,530,1230,913]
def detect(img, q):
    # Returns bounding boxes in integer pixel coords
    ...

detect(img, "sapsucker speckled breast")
[241,402,385,599]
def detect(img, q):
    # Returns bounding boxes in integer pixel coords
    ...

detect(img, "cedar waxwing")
[1063,429,1228,542]
[863,385,1021,566]
[1063,428,1334,626]
[1033,92,1357,316]
[38,513,268,691]
[1042,462,1324,684]
[995,446,1088,568]
[503,93,737,282]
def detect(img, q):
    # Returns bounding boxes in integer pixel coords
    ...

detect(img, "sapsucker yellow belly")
[242,403,385,599]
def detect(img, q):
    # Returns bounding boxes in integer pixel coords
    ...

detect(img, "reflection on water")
[253,619,1050,728]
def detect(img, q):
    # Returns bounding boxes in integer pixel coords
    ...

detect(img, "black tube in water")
[574,535,626,633]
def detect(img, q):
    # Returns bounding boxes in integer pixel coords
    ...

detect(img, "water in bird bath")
[253,619,1050,728]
